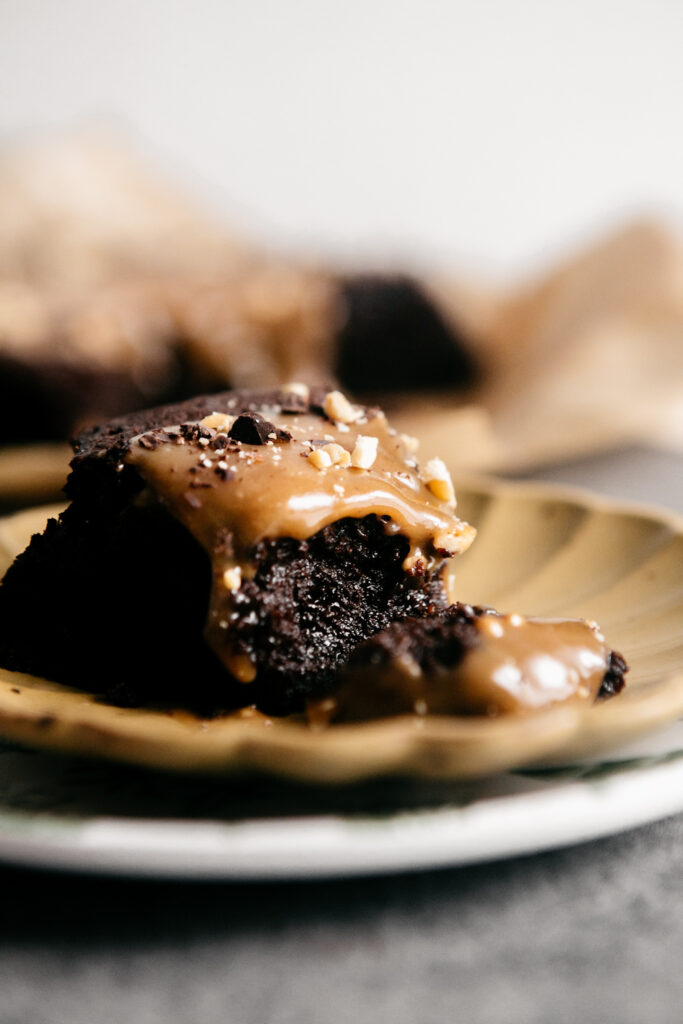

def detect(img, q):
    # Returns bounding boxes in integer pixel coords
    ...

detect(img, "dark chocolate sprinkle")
[279,396,308,415]
[210,434,238,451]
[228,412,292,445]
[180,422,213,444]
[138,434,161,451]
[213,527,235,558]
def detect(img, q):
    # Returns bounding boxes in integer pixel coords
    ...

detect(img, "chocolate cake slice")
[0,386,475,715]
[0,268,480,445]
[0,280,211,443]
[334,275,478,395]
[333,604,628,720]
[0,134,481,446]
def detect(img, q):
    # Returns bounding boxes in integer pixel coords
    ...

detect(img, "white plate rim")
[0,475,680,878]
[0,744,681,879]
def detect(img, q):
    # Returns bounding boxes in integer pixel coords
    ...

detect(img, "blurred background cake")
[0,2,682,503]
[0,134,482,455]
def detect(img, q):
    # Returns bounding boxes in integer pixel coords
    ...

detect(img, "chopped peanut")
[433,523,476,555]
[282,382,310,400]
[321,442,351,467]
[350,435,378,469]
[201,412,236,433]
[323,389,360,424]
[222,566,242,591]
[399,432,420,455]
[307,447,333,470]
[402,550,425,573]
[422,457,456,505]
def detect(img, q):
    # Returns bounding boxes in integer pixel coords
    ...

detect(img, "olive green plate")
[0,479,681,784]
[0,443,70,508]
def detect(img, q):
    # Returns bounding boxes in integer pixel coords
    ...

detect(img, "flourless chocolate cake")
[0,271,478,443]
[0,385,628,721]
[0,386,475,714]
[335,275,478,395]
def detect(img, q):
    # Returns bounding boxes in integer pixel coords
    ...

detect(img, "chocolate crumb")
[210,434,238,451]
[228,412,292,445]
[138,434,162,451]
[213,527,235,558]
[279,395,308,415]
[180,422,213,444]
[598,650,628,699]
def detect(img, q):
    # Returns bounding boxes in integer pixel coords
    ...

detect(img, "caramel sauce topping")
[333,610,612,720]
[458,612,610,714]
[123,394,616,719]
[126,396,475,683]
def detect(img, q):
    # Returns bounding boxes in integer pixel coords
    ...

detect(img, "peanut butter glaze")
[333,609,615,720]
[126,396,474,682]
[458,613,610,713]
[128,411,472,559]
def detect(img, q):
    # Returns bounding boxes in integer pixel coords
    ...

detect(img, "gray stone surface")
[520,444,683,515]
[0,814,681,1024]
[1,445,681,1024]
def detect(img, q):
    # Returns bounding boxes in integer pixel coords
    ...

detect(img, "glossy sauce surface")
[128,410,471,561]
[127,402,474,682]
[123,398,616,719]
[458,612,609,713]
[333,611,613,720]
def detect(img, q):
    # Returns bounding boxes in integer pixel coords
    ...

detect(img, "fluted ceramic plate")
[0,479,681,878]
[0,478,681,785]
[0,443,70,508]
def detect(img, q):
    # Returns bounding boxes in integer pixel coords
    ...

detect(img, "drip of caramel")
[457,613,609,713]
[128,410,471,560]
[333,611,613,720]
[126,400,474,682]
